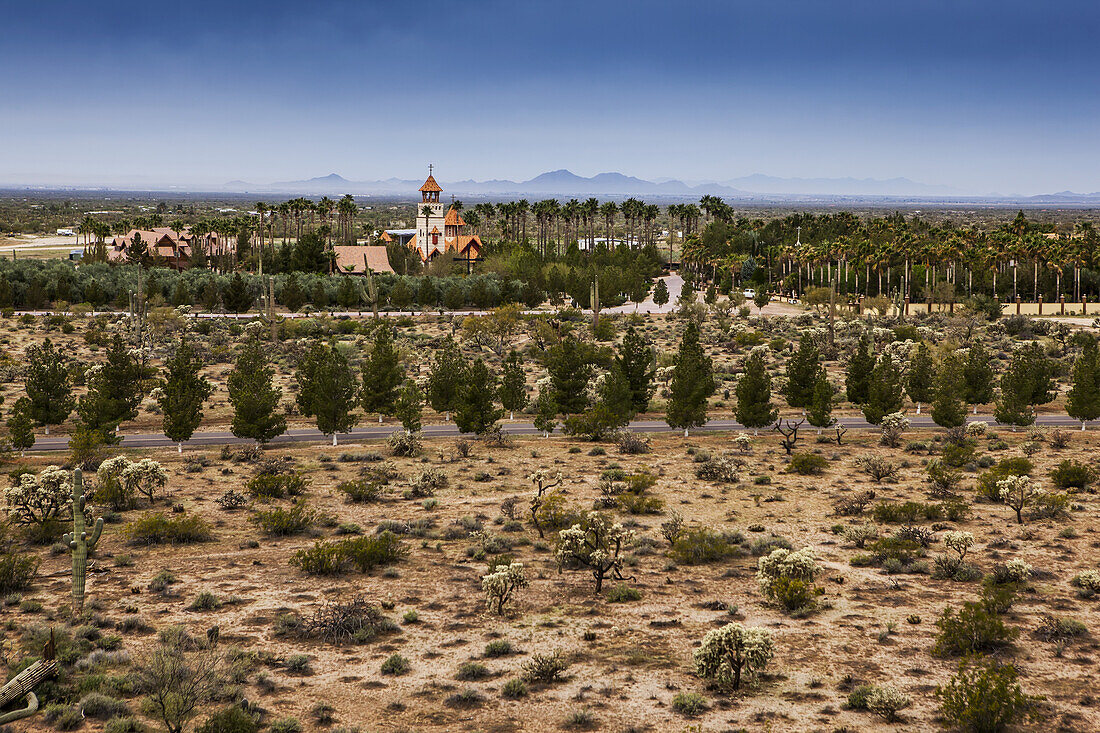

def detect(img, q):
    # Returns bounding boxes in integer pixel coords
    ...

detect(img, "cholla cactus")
[865,685,912,722]
[997,475,1044,524]
[965,421,988,437]
[556,512,633,593]
[879,412,911,447]
[4,467,72,525]
[1003,558,1031,583]
[756,546,819,596]
[733,433,753,453]
[97,456,168,505]
[1071,570,1100,595]
[843,523,878,549]
[693,623,773,691]
[481,562,529,615]
[942,531,975,562]
[62,469,103,616]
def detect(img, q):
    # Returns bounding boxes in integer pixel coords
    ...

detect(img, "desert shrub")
[45,703,84,730]
[455,661,490,680]
[617,491,664,515]
[291,531,406,576]
[187,591,223,612]
[381,653,410,675]
[5,466,72,526]
[522,650,570,683]
[857,537,926,569]
[695,453,743,483]
[936,657,1040,733]
[670,528,742,565]
[290,542,344,575]
[251,499,315,536]
[879,412,910,447]
[616,432,650,454]
[843,523,878,548]
[1035,614,1088,644]
[671,692,708,716]
[941,442,976,468]
[105,718,147,733]
[196,706,259,733]
[485,640,514,657]
[873,501,942,524]
[96,457,168,507]
[247,471,306,500]
[302,597,398,644]
[124,512,212,544]
[388,430,422,457]
[606,583,642,602]
[148,569,177,593]
[834,490,876,516]
[933,601,1018,656]
[988,559,1031,586]
[407,468,447,497]
[285,654,311,674]
[337,479,384,503]
[1027,491,1069,520]
[787,452,828,475]
[502,678,529,698]
[1050,459,1094,491]
[757,547,819,613]
[533,492,582,532]
[79,692,129,719]
[0,547,39,594]
[976,457,1033,500]
[693,623,773,690]
[215,490,247,511]
[927,459,964,497]
[857,456,899,483]
[858,686,912,722]
[269,718,302,733]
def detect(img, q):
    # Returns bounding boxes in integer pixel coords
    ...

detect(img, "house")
[333,245,394,275]
[107,226,226,269]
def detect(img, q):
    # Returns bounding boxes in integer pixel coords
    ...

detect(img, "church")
[382,169,483,264]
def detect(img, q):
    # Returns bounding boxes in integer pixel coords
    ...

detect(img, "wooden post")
[1060,295,1065,314]
[903,297,909,316]
[1015,296,1021,315]
[1083,296,1087,315]
[1037,295,1043,315]
[927,298,933,313]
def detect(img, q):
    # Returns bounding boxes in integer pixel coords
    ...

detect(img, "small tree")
[7,396,36,453]
[499,350,528,420]
[693,623,774,691]
[156,339,213,452]
[455,358,503,436]
[222,273,253,314]
[360,325,403,422]
[482,562,528,615]
[862,353,904,424]
[906,342,935,414]
[532,389,558,438]
[1066,335,1100,429]
[617,326,656,412]
[936,658,1040,733]
[296,342,359,445]
[931,354,967,429]
[845,331,875,404]
[652,279,669,308]
[529,470,564,538]
[77,334,146,435]
[394,378,423,434]
[735,349,777,434]
[227,341,286,445]
[806,368,836,432]
[997,475,1043,524]
[782,336,820,408]
[995,343,1054,430]
[24,338,73,435]
[963,342,995,410]
[753,289,770,313]
[556,512,632,592]
[426,337,466,421]
[667,321,716,435]
[546,335,596,415]
[138,628,224,733]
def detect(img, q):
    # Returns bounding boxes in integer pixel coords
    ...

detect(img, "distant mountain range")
[213,170,1100,203]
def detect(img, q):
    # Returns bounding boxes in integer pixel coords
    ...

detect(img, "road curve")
[22,413,1092,453]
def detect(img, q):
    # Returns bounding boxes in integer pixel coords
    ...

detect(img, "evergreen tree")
[616,326,655,412]
[734,349,777,433]
[545,335,595,415]
[565,364,636,440]
[782,336,820,408]
[845,331,875,404]
[806,368,836,431]
[930,354,967,429]
[652,278,669,308]
[7,396,35,453]
[532,389,558,437]
[455,358,502,435]
[280,273,306,312]
[1017,342,1056,405]
[994,359,1037,429]
[861,353,904,425]
[200,279,220,311]
[962,342,995,408]
[222,273,254,314]
[360,326,403,420]
[390,278,413,311]
[499,350,528,420]
[667,321,716,434]
[427,337,467,420]
[295,342,359,444]
[227,341,286,444]
[310,280,329,308]
[906,342,935,413]
[77,334,146,436]
[24,338,73,434]
[170,280,190,307]
[394,378,423,434]
[157,339,213,451]
[336,277,360,309]
[1066,335,1100,428]
[291,231,329,273]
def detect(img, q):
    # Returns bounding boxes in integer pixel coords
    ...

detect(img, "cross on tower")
[428,163,433,176]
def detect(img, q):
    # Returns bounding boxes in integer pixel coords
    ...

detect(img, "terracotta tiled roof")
[446,234,482,255]
[430,226,441,234]
[419,175,442,193]
[444,207,466,227]
[333,245,395,274]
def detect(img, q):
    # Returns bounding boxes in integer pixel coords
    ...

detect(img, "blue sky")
[1,0,1097,194]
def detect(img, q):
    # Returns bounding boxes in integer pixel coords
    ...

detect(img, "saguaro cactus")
[0,630,57,724]
[591,276,600,328]
[62,469,103,616]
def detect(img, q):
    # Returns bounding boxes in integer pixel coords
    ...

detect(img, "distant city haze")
[1,0,1097,196]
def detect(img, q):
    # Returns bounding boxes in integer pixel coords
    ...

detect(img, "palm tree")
[599,201,617,246]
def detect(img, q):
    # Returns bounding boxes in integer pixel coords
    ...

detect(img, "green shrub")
[269,717,303,733]
[124,512,212,544]
[940,442,976,468]
[285,654,311,674]
[847,684,875,710]
[104,718,146,733]
[787,453,828,475]
[976,457,1033,500]
[934,601,1018,656]
[444,689,484,708]
[671,691,708,716]
[606,583,642,602]
[79,692,129,719]
[533,492,582,531]
[290,531,406,576]
[936,658,1040,733]
[247,471,306,499]
[337,479,384,503]
[0,549,38,593]
[196,706,259,733]
[501,678,529,698]
[485,640,514,657]
[455,661,490,680]
[381,653,410,675]
[251,499,315,536]
[522,650,570,683]
[669,528,742,565]
[44,704,84,730]
[616,492,665,515]
[873,501,942,524]
[187,591,222,611]
[1050,459,1094,491]
[768,576,819,613]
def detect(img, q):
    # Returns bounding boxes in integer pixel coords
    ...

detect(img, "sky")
[1,0,1097,194]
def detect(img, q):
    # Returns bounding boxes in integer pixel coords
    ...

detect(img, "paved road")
[23,413,1091,453]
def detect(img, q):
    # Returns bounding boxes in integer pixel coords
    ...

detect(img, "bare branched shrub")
[303,597,398,644]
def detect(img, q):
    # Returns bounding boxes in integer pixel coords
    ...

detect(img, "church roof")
[444,207,466,226]
[419,175,442,193]
[430,226,441,234]
[332,245,394,274]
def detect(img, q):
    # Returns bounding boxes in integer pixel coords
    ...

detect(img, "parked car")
[743,289,756,299]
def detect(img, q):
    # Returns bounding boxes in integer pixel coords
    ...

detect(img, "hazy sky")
[1,0,1097,194]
